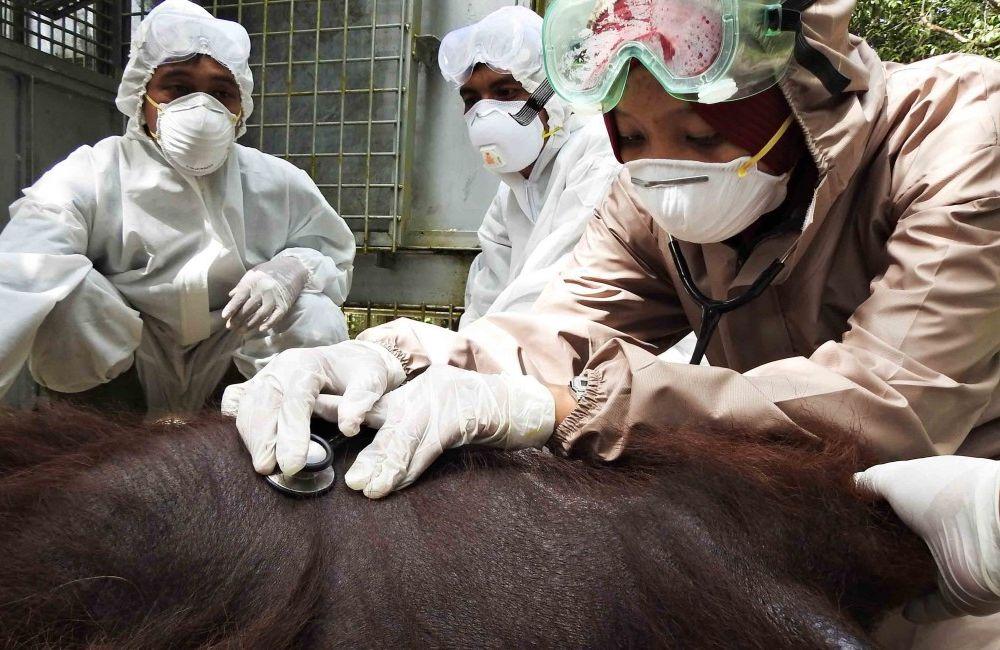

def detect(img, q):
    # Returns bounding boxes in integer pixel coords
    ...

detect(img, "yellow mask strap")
[737,115,795,178]
[543,125,563,140]
[144,94,162,140]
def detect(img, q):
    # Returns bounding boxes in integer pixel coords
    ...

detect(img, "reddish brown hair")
[0,405,933,648]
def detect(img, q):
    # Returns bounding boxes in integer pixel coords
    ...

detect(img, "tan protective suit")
[359,0,1000,640]
[361,0,1000,463]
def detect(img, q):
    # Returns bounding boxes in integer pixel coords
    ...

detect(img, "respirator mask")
[147,92,240,177]
[465,99,548,175]
[627,158,790,243]
[627,115,794,243]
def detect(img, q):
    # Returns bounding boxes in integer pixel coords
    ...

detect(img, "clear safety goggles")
[138,8,251,72]
[438,8,543,86]
[542,0,797,108]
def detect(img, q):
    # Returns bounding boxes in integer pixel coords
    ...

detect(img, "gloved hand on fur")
[221,340,406,475]
[341,365,555,499]
[855,456,1000,623]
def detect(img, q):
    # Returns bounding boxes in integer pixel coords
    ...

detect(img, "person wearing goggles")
[225,0,998,640]
[0,0,355,415]
[436,7,628,337]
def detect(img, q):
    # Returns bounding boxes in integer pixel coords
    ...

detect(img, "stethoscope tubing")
[667,237,787,366]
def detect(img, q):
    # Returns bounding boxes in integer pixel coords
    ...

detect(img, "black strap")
[782,0,818,11]
[793,31,851,96]
[512,80,556,126]
[775,0,851,97]
[777,0,815,31]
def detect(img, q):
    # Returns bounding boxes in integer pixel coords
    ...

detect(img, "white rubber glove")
[344,365,555,499]
[220,340,406,475]
[310,393,390,429]
[854,456,1000,623]
[222,256,309,332]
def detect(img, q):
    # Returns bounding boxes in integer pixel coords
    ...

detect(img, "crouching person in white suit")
[0,0,354,415]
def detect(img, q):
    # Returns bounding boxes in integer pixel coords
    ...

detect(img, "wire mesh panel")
[123,0,415,251]
[1,0,117,73]
[344,302,462,338]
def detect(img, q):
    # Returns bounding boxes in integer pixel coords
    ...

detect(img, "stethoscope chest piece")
[265,434,336,498]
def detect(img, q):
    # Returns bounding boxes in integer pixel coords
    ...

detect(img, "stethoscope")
[265,434,336,497]
[631,168,794,367]
[667,234,791,366]
[260,245,787,497]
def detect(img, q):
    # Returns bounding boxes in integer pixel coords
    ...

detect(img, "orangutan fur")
[0,405,934,648]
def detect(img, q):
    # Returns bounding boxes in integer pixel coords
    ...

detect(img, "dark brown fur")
[0,405,933,649]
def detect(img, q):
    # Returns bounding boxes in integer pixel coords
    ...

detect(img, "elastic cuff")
[549,368,604,453]
[352,339,412,384]
[274,249,319,291]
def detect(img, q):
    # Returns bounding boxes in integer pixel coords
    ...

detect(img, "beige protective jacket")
[361,0,1000,463]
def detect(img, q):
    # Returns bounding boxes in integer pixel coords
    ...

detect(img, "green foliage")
[851,0,1000,62]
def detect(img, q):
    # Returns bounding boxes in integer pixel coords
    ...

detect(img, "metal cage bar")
[1,0,117,73]
[360,0,376,253]
[334,0,347,222]
[343,302,463,339]
[392,0,418,252]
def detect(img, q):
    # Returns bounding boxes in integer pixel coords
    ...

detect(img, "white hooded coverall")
[0,0,354,413]
[461,109,619,327]
[458,87,699,362]
[449,6,698,362]
[448,10,621,331]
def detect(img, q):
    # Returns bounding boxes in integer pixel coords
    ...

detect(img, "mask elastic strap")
[736,115,794,178]
[543,126,563,140]
[144,94,162,140]
[144,93,241,129]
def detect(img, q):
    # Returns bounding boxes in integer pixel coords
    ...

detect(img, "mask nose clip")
[265,434,336,497]
[631,175,709,189]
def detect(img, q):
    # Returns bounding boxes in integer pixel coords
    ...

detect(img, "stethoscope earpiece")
[264,434,336,498]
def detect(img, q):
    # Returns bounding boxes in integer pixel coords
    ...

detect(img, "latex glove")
[310,393,390,429]
[344,365,555,499]
[220,340,406,475]
[222,256,309,332]
[855,456,1000,623]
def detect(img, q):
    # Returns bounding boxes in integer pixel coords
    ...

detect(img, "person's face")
[614,66,775,174]
[143,55,242,135]
[459,63,548,129]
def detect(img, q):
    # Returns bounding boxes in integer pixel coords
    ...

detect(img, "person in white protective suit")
[0,0,354,415]
[438,9,619,323]
[442,7,698,362]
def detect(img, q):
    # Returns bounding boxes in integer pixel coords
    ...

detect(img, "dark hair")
[0,405,933,648]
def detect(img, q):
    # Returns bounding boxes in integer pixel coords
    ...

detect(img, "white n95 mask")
[146,92,240,177]
[465,99,545,174]
[626,157,790,244]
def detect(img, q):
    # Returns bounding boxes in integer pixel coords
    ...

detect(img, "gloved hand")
[343,365,555,499]
[222,256,309,332]
[854,456,1000,623]
[220,340,406,475]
